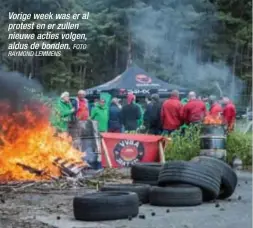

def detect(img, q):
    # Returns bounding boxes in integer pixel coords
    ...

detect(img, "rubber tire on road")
[131,162,162,182]
[100,183,150,203]
[158,161,221,201]
[73,191,139,221]
[191,156,238,199]
[132,179,158,186]
[149,185,203,206]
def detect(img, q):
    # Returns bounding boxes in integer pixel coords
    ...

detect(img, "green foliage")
[165,126,201,161]
[165,127,252,168]
[226,132,252,166]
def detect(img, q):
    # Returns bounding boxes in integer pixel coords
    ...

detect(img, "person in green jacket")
[134,99,144,127]
[181,97,189,105]
[202,97,210,111]
[90,99,109,132]
[180,96,189,134]
[50,92,75,132]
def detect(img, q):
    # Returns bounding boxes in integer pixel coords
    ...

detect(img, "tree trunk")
[126,31,132,68]
[231,41,238,99]
[82,65,86,88]
[114,44,118,76]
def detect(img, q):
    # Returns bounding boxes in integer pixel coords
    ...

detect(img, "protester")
[51,91,75,133]
[145,95,152,107]
[182,91,206,125]
[209,95,223,118]
[143,95,152,129]
[180,96,189,134]
[91,98,99,108]
[121,93,141,132]
[222,97,236,132]
[108,97,122,132]
[144,93,162,135]
[161,90,182,135]
[203,97,210,111]
[72,90,89,121]
[135,98,144,128]
[181,97,188,105]
[90,98,109,132]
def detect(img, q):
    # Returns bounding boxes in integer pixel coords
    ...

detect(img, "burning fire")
[0,102,86,182]
[203,113,223,125]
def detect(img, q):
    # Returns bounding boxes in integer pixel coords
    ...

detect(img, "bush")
[165,126,252,168]
[226,132,252,167]
[165,126,200,161]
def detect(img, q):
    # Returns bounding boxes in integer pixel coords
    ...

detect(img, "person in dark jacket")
[143,95,152,129]
[144,94,162,135]
[121,93,141,132]
[161,90,182,135]
[108,98,122,132]
[182,91,206,125]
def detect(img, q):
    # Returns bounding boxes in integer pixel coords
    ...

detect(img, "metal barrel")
[200,124,227,160]
[68,120,102,168]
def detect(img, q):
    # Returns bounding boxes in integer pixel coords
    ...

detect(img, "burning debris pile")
[0,70,88,183]
[0,98,87,182]
[0,102,88,183]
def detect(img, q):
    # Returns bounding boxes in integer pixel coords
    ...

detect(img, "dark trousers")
[108,128,121,133]
[162,129,176,136]
[148,128,161,135]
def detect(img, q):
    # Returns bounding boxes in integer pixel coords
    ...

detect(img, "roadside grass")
[165,125,252,168]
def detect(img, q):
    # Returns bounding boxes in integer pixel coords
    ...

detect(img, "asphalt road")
[36,171,252,228]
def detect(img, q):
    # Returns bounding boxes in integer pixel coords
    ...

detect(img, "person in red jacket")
[161,90,182,135]
[74,90,89,121]
[182,91,206,125]
[209,95,223,118]
[222,97,236,132]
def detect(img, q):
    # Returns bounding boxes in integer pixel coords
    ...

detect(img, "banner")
[101,133,164,168]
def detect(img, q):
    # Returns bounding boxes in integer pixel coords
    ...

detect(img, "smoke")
[0,70,44,114]
[129,1,244,101]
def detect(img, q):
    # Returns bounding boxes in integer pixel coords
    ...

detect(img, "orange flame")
[0,102,86,182]
[203,113,223,125]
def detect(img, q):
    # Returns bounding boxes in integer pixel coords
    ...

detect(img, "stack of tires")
[73,156,238,221]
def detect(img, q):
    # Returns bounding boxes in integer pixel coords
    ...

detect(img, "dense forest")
[0,0,251,105]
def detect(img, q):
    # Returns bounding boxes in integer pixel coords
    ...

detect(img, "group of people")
[50,90,144,134]
[145,90,236,135]
[50,89,236,136]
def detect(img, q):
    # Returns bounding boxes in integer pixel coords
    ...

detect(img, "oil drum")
[200,125,226,160]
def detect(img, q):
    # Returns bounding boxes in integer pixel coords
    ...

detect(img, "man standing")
[182,91,206,125]
[161,90,182,135]
[51,92,75,133]
[209,95,223,118]
[222,97,236,132]
[144,94,162,135]
[203,97,210,111]
[121,93,141,132]
[108,98,122,133]
[135,98,144,128]
[143,95,152,130]
[91,99,109,132]
[72,90,89,121]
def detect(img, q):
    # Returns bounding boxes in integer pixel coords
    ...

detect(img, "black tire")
[131,163,162,181]
[73,191,139,221]
[191,156,238,199]
[149,186,202,206]
[100,184,150,204]
[158,161,221,201]
[132,179,158,186]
